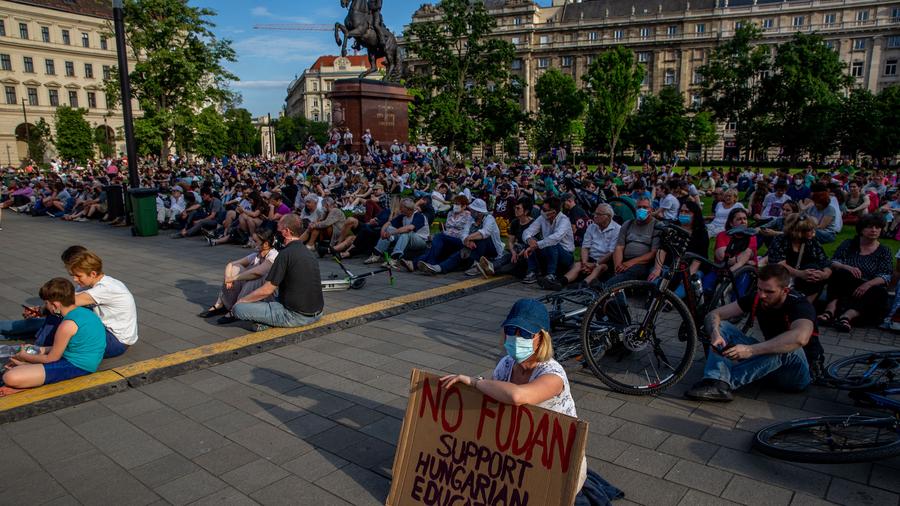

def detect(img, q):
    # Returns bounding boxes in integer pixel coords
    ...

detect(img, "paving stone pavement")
[0,212,477,370]
[2,213,900,505]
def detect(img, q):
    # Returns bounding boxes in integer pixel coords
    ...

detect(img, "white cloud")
[229,80,292,89]
[251,6,273,17]
[233,35,335,62]
[250,5,314,24]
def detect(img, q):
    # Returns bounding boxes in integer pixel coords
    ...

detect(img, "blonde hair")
[66,251,103,275]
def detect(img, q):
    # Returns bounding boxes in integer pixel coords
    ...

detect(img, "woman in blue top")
[0,278,106,396]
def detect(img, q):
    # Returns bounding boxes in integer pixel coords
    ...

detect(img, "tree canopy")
[582,47,644,163]
[53,107,94,163]
[533,68,584,153]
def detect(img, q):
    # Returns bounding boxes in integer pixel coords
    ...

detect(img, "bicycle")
[538,288,600,363]
[753,351,900,463]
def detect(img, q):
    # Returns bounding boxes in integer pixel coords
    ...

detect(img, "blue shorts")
[43,358,92,385]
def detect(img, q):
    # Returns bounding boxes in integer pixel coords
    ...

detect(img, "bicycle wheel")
[754,415,900,463]
[580,280,697,395]
[825,351,900,390]
[709,265,758,333]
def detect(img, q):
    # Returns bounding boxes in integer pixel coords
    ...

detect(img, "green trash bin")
[129,187,159,237]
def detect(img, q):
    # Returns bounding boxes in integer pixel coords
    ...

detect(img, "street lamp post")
[21,98,29,160]
[112,0,138,188]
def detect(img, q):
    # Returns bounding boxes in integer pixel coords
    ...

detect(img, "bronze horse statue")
[334,0,403,81]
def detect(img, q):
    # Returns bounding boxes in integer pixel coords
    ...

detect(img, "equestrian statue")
[334,0,404,82]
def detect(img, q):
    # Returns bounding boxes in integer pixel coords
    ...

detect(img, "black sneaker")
[685,378,734,402]
[539,274,563,291]
[522,272,538,284]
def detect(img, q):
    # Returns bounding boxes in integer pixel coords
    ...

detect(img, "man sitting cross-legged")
[1,278,106,396]
[685,264,825,402]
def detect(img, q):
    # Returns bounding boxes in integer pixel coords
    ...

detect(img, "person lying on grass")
[0,278,106,396]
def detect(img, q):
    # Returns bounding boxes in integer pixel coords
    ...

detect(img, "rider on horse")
[367,0,390,51]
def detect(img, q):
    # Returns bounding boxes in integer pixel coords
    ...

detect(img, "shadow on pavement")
[174,279,220,308]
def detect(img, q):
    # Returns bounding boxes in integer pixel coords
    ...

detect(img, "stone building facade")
[408,0,900,159]
[0,0,137,165]
[284,55,384,123]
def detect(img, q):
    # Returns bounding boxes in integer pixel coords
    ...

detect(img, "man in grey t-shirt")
[606,197,660,286]
[173,187,225,238]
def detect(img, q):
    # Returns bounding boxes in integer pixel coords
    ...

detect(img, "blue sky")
[190,0,426,118]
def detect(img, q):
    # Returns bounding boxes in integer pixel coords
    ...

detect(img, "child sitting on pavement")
[0,278,106,396]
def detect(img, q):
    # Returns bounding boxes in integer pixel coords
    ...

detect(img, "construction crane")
[253,24,334,31]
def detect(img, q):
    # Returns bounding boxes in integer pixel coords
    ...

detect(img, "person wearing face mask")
[606,197,660,287]
[648,200,709,296]
[421,199,504,276]
[521,196,575,286]
[0,278,106,396]
[440,299,624,505]
[787,174,811,204]
[560,204,620,289]
[415,195,473,274]
[232,214,324,331]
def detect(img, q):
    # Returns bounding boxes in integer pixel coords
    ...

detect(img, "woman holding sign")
[441,299,624,506]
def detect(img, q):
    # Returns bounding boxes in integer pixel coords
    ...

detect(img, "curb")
[0,275,513,424]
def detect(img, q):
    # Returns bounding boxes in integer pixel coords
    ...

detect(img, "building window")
[695,23,705,34]
[41,26,49,42]
[1,54,11,71]
[49,89,58,106]
[68,90,78,107]
[613,29,624,40]
[889,36,900,49]
[893,7,900,23]
[65,61,74,77]
[824,40,835,50]
[5,86,16,104]
[664,69,676,85]
[692,70,703,84]
[641,72,649,86]
[102,65,110,80]
[735,21,744,30]
[539,35,549,45]
[586,55,595,66]
[313,113,319,122]
[46,59,55,75]
[792,16,804,28]
[691,94,702,109]
[885,60,897,76]
[62,29,70,45]
[823,13,836,26]
[726,122,737,131]
[762,18,774,30]
[853,39,866,51]
[81,32,89,48]
[27,87,38,106]
[23,56,34,73]
[19,22,28,39]
[511,36,520,45]
[561,56,573,67]
[87,91,96,109]
[511,58,522,70]
[0,20,5,36]
[639,27,651,39]
[313,98,318,107]
[856,10,869,23]
[757,69,770,80]
[100,37,108,50]
[537,57,549,69]
[84,63,93,78]
[588,31,598,41]
[637,51,650,63]
[666,25,677,36]
[513,17,521,26]
[851,61,864,77]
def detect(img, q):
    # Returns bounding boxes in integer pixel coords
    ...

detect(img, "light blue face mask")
[504,335,535,363]
[678,214,692,225]
[636,208,650,221]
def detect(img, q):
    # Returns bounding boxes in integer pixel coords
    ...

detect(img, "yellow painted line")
[0,370,123,411]
[113,276,505,379]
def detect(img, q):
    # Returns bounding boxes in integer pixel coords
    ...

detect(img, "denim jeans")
[704,322,810,391]
[415,233,462,267]
[0,315,128,358]
[375,232,427,259]
[526,244,574,276]
[0,317,49,340]
[604,263,652,288]
[439,239,497,273]
[232,301,323,328]
[815,229,836,244]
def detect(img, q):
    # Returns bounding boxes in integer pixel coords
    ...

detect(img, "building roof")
[309,55,385,71]
[8,0,112,19]
[557,0,799,21]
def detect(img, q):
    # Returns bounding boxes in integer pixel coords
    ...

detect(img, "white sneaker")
[364,254,381,264]
[464,266,480,276]
[477,256,495,278]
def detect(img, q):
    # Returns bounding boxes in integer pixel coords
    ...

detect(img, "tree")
[26,118,53,163]
[274,116,329,152]
[754,32,850,161]
[533,69,584,153]
[224,108,257,155]
[93,125,115,158]
[696,24,769,159]
[192,106,228,159]
[105,0,238,160]
[690,111,719,164]
[628,86,689,160]
[837,88,879,161]
[403,0,524,154]
[872,86,900,161]
[582,46,644,163]
[53,106,94,163]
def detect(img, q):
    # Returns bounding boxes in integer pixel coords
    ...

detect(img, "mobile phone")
[712,343,736,356]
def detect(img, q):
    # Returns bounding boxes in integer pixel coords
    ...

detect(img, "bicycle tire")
[754,415,900,463]
[580,280,697,395]
[825,351,900,389]
[709,265,757,334]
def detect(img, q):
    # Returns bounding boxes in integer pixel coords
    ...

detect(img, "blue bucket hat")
[501,299,550,336]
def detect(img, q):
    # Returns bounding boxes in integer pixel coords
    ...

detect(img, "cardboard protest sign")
[387,369,589,506]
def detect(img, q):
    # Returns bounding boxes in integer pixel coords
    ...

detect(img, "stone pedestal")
[328,79,413,154]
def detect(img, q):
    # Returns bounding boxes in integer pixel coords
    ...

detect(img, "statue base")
[328,79,413,155]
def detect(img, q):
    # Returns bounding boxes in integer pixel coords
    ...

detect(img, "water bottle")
[690,274,703,305]
[23,345,40,355]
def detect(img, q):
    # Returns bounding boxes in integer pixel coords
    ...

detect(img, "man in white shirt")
[522,196,575,287]
[559,204,621,289]
[761,181,790,219]
[656,181,681,221]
